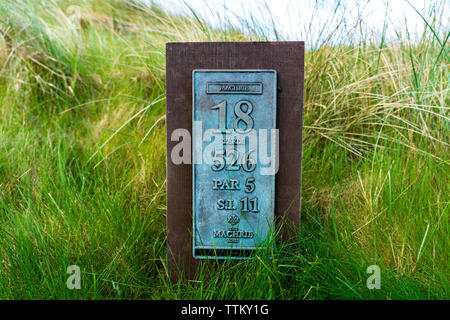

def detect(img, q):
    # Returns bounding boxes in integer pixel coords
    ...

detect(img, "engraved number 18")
[211,100,254,133]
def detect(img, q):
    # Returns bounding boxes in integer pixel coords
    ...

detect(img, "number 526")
[212,149,256,172]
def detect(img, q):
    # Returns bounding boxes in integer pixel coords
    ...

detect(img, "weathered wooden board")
[166,42,304,282]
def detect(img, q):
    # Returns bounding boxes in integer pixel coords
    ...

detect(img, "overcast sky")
[145,0,448,45]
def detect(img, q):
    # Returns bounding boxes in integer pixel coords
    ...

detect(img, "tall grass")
[0,0,448,299]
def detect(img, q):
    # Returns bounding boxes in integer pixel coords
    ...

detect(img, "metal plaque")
[193,70,277,259]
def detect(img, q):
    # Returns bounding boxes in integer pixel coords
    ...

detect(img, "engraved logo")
[227,214,240,225]
[207,82,263,94]
[213,229,254,243]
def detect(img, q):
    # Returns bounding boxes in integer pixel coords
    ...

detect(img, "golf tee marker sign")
[166,42,304,281]
[193,70,277,258]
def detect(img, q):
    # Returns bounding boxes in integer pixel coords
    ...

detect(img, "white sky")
[146,0,448,46]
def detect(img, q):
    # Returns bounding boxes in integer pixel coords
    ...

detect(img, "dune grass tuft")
[0,0,448,299]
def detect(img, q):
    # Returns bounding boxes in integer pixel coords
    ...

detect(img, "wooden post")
[166,42,304,283]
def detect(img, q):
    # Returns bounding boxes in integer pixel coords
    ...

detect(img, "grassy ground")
[0,0,448,299]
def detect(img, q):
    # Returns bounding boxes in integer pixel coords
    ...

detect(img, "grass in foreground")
[0,0,448,299]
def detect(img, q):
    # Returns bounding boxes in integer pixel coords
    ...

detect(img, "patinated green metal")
[192,70,277,259]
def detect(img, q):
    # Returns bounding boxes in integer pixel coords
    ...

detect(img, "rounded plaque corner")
[192,69,208,74]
